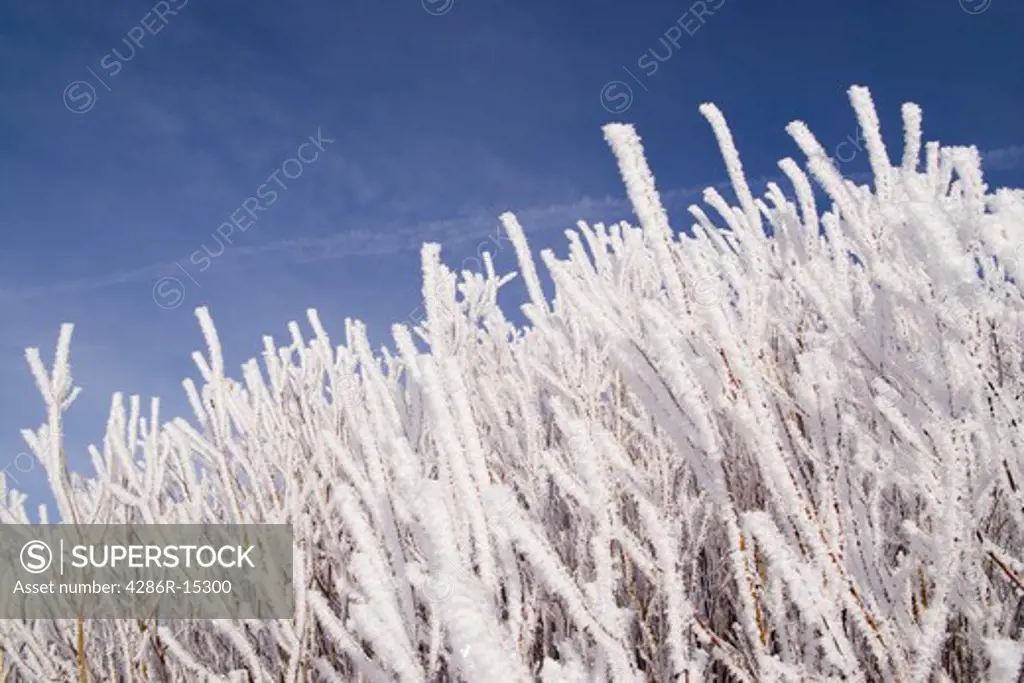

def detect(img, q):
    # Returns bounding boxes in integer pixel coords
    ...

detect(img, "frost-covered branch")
[2,85,1022,682]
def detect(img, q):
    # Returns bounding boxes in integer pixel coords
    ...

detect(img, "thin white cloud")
[0,262,172,302]
[982,144,1024,171]
[0,173,869,303]
[2,147,1017,304]
[0,191,670,303]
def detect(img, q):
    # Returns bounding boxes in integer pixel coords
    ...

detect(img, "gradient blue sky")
[1,0,1022,516]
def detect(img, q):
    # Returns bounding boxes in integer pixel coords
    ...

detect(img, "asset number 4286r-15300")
[125,580,232,594]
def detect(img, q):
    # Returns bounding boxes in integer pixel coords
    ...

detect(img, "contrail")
[2,146,1018,304]
[0,192,655,303]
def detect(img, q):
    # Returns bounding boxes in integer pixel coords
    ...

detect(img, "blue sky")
[1,0,1022,516]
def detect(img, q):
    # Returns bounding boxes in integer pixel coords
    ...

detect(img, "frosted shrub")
[2,85,1023,682]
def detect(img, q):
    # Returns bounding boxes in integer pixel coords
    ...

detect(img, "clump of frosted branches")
[2,85,1023,682]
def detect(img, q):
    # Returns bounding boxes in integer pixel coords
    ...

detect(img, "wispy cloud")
[0,185,702,303]
[982,144,1024,171]
[0,263,172,302]
[0,171,887,305]
[2,144,1018,305]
